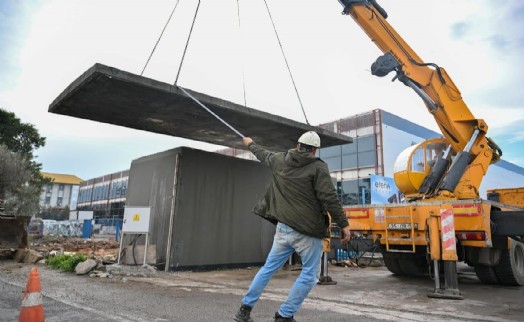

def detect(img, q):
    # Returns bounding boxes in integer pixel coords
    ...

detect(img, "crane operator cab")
[393,138,450,200]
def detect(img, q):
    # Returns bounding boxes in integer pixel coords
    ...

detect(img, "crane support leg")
[427,210,463,300]
[318,239,337,285]
[428,261,463,300]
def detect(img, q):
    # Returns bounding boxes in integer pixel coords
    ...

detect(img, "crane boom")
[337,0,502,199]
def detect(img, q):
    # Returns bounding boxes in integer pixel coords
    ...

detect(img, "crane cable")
[263,0,310,125]
[236,0,247,107]
[175,0,201,86]
[140,0,309,138]
[140,0,244,138]
[141,0,180,76]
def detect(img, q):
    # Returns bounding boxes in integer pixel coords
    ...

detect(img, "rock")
[103,254,116,262]
[106,263,157,277]
[75,259,97,275]
[14,249,44,264]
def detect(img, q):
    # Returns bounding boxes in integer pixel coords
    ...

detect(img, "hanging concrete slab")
[49,63,352,151]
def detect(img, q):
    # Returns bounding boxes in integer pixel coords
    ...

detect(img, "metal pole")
[178,86,245,138]
[143,233,149,266]
[117,232,125,264]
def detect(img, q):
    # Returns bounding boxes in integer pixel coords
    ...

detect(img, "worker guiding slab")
[234,132,351,322]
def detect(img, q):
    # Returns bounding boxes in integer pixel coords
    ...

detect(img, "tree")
[39,205,70,220]
[0,108,46,158]
[0,145,41,216]
[0,108,48,216]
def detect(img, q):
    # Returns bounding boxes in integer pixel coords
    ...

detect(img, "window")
[45,197,51,205]
[57,197,63,207]
[338,178,371,206]
[411,147,425,172]
[59,184,65,191]
[319,135,377,171]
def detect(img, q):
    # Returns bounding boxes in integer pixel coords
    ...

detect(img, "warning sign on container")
[123,207,151,233]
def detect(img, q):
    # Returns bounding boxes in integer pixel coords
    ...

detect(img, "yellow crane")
[338,0,524,299]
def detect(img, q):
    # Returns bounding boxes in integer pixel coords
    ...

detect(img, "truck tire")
[383,252,404,275]
[494,239,524,286]
[474,265,499,284]
[398,254,428,277]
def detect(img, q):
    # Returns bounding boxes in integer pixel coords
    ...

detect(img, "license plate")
[387,223,418,230]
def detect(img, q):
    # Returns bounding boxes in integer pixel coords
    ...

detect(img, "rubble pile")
[30,236,120,262]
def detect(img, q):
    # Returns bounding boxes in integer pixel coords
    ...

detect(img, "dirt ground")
[28,235,120,261]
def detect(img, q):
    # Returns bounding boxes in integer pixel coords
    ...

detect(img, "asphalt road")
[0,261,381,322]
[1,260,523,322]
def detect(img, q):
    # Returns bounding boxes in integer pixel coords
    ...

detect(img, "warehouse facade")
[76,170,129,218]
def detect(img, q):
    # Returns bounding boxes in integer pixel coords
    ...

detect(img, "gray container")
[126,147,275,271]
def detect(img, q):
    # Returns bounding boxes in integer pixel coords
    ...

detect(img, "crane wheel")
[474,265,499,284]
[383,251,428,276]
[494,239,524,286]
[383,252,404,275]
[398,254,428,277]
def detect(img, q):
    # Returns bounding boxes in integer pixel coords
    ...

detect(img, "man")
[234,131,351,322]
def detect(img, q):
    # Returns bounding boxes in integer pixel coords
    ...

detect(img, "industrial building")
[76,170,129,218]
[40,172,82,211]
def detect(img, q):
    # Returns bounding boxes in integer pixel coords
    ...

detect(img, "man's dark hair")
[298,143,315,152]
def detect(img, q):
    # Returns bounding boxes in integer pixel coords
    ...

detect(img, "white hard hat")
[298,131,321,148]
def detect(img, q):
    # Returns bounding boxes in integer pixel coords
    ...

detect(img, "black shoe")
[234,304,254,322]
[274,312,296,322]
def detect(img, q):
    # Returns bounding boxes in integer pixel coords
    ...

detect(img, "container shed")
[125,147,275,271]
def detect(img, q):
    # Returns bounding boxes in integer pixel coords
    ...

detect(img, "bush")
[46,253,87,272]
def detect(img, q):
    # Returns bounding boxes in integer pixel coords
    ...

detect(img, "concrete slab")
[49,63,352,151]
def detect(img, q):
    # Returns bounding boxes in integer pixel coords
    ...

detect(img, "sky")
[1,0,523,180]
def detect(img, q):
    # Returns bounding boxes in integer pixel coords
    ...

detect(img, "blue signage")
[370,175,403,204]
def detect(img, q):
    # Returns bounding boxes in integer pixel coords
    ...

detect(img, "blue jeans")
[241,222,323,318]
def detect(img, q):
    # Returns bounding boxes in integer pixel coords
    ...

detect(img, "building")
[40,172,83,211]
[76,170,129,218]
[217,109,524,205]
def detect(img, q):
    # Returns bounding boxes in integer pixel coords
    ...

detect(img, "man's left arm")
[314,164,351,242]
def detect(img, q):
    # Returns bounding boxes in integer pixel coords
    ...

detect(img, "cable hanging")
[141,0,180,76]
[139,0,245,139]
[236,0,247,107]
[175,0,201,86]
[263,0,310,125]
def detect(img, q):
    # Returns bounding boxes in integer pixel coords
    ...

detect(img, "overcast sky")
[1,0,523,180]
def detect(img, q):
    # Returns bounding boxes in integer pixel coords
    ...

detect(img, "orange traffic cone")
[18,267,45,322]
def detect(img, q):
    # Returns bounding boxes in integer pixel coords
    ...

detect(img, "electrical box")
[122,207,151,233]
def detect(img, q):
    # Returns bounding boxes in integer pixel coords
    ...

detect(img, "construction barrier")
[18,267,45,322]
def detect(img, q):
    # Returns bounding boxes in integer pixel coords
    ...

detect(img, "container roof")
[49,64,352,152]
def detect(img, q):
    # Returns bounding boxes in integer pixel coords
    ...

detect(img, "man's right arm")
[243,137,274,167]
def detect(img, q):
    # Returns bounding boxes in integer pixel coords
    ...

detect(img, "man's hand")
[243,137,253,146]
[341,226,351,243]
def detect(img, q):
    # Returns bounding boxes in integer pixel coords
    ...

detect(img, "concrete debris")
[75,258,97,275]
[106,264,157,277]
[13,249,44,264]
[89,270,113,278]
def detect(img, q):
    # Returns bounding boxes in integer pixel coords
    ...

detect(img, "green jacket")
[249,142,348,238]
